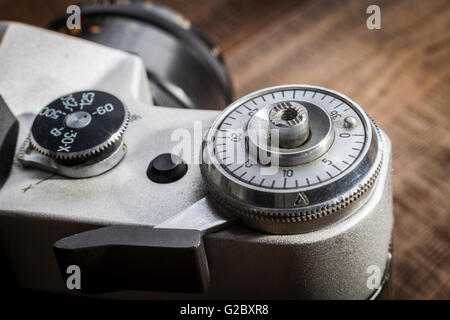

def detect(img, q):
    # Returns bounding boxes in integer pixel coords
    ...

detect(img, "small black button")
[147,153,187,183]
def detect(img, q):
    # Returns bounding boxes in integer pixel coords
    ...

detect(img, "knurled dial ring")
[201,85,384,234]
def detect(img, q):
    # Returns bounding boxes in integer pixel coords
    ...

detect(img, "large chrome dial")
[201,85,383,234]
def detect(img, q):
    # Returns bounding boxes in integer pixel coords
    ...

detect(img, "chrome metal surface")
[268,102,309,147]
[154,197,237,233]
[201,85,384,234]
[344,116,357,129]
[246,98,334,166]
[64,111,92,129]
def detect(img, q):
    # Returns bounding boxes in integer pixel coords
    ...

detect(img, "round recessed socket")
[147,153,187,183]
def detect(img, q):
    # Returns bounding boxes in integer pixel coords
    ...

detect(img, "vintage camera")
[0,3,393,300]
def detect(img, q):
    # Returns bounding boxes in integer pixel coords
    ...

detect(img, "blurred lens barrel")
[49,2,233,109]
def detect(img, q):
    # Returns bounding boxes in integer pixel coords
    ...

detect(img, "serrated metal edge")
[205,117,384,224]
[268,102,304,127]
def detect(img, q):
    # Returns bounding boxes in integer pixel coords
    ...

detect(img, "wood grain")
[0,0,449,299]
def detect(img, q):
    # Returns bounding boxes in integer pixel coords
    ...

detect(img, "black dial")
[30,90,129,163]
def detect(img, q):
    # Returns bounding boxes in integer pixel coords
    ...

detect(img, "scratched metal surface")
[0,0,449,299]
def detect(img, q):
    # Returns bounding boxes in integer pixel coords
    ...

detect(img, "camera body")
[0,23,393,299]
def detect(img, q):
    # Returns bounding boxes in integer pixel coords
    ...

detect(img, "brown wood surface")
[0,0,449,300]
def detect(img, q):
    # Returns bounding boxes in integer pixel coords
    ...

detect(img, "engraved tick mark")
[22,185,33,193]
[130,114,142,122]
[295,192,310,206]
[21,174,55,193]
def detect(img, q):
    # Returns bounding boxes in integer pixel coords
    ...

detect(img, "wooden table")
[1,0,449,300]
